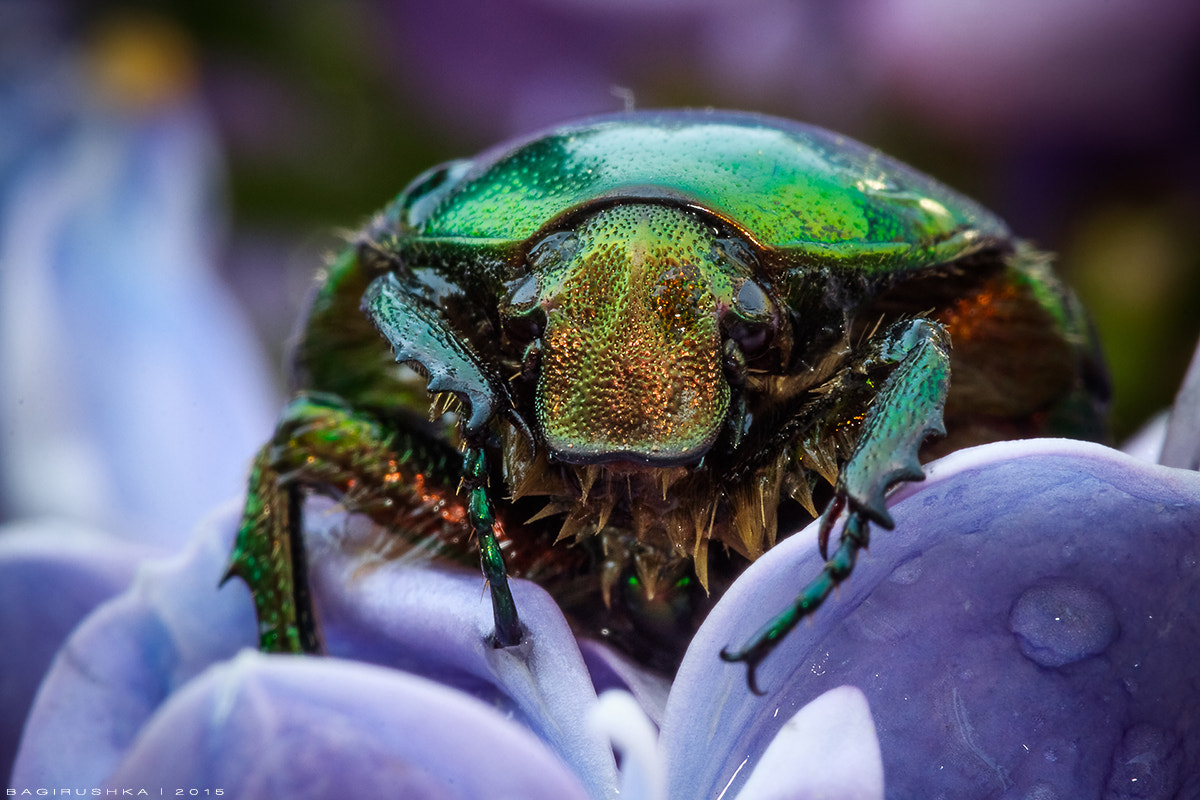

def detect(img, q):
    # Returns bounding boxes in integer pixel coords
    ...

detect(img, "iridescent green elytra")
[225,110,1108,683]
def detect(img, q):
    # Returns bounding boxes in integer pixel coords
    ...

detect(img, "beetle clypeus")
[225,110,1108,688]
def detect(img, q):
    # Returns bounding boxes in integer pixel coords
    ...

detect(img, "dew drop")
[1009,579,1118,668]
[1103,724,1182,800]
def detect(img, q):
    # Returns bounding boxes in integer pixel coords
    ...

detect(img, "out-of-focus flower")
[1162,339,1200,471]
[0,16,279,786]
[372,0,1200,147]
[0,519,150,786]
[10,433,1200,797]
[854,0,1200,140]
[0,14,277,545]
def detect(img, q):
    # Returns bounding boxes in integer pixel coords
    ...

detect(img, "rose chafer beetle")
[226,110,1108,687]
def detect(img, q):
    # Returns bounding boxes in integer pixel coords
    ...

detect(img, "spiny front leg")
[722,318,951,692]
[363,272,524,648]
[824,319,952,549]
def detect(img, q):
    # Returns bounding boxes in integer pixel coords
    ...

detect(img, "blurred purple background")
[2,0,1199,538]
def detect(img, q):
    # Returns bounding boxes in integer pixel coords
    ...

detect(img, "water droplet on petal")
[1009,579,1118,668]
[1104,723,1183,800]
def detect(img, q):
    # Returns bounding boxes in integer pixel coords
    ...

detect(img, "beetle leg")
[363,272,510,439]
[722,318,950,692]
[225,392,466,653]
[719,513,869,695]
[834,318,951,537]
[224,443,314,654]
[462,445,522,648]
[362,272,524,648]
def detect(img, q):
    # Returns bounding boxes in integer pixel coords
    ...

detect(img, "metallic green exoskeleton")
[225,110,1108,685]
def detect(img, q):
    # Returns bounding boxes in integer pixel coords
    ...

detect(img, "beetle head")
[504,203,783,467]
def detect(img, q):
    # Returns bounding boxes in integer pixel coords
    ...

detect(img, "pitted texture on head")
[534,204,730,464]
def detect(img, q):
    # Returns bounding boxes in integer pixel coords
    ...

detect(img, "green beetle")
[225,110,1108,686]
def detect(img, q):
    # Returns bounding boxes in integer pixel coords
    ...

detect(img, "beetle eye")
[506,273,539,310]
[734,278,770,318]
[501,273,546,340]
[725,278,779,362]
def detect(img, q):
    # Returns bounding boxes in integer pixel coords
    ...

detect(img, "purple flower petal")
[735,685,882,800]
[590,690,665,800]
[662,439,1200,798]
[11,502,258,788]
[14,499,618,797]
[585,685,884,800]
[17,438,1199,797]
[0,520,151,784]
[106,651,591,800]
[1122,412,1168,463]
[1161,334,1200,470]
[578,639,672,728]
[300,501,619,796]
